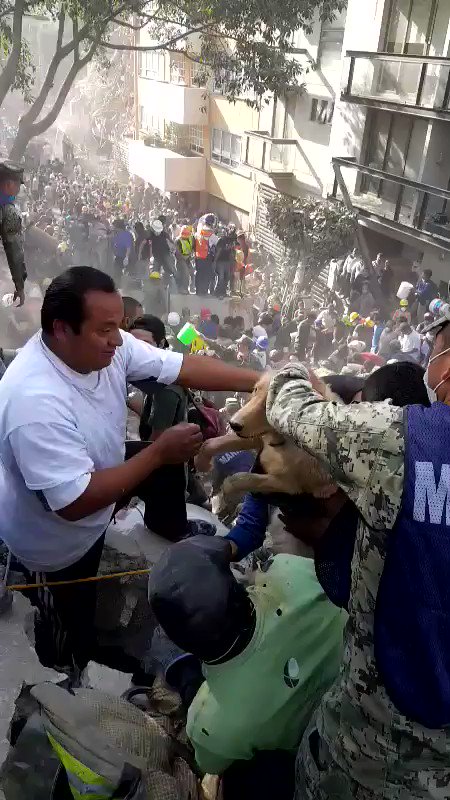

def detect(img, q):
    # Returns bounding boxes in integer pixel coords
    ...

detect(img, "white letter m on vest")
[414,461,450,524]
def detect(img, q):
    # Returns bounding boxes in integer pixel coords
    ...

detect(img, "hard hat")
[149,271,161,279]
[256,335,269,350]
[400,299,409,307]
[151,219,163,235]
[1,293,14,307]
[273,303,281,312]
[349,312,359,323]
[167,311,181,327]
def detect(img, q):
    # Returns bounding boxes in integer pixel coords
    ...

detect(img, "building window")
[310,98,334,124]
[140,106,163,135]
[170,53,187,85]
[211,128,241,167]
[140,51,161,79]
[189,125,204,154]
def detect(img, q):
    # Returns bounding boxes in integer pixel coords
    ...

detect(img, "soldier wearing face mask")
[264,317,450,800]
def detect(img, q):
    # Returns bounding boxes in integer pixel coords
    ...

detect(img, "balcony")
[332,156,450,251]
[243,131,298,177]
[342,51,450,120]
[126,138,206,193]
[138,78,207,126]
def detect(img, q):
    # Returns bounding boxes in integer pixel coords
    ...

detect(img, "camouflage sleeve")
[266,363,405,530]
[0,204,26,292]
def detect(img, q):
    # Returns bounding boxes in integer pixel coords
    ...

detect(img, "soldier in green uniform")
[266,356,450,800]
[0,161,27,306]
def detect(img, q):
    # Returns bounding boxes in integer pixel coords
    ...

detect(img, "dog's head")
[229,372,272,439]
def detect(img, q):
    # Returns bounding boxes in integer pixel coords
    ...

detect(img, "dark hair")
[362,362,429,406]
[423,268,432,279]
[211,313,220,325]
[41,266,116,335]
[122,295,142,320]
[323,374,365,404]
[131,314,167,347]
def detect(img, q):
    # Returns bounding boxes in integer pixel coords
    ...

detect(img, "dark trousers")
[21,533,106,675]
[195,257,214,295]
[114,255,124,286]
[21,443,187,676]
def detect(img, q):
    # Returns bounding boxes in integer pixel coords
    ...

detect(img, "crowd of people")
[20,161,259,301]
[3,154,450,800]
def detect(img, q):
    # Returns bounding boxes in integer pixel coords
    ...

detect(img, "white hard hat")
[2,293,14,307]
[167,311,181,327]
[151,219,163,235]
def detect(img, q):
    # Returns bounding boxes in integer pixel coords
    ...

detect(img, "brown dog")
[222,372,337,500]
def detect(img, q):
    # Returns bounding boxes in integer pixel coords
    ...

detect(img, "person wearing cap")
[149,219,176,287]
[148,535,345,782]
[265,311,450,800]
[393,298,412,324]
[0,160,27,306]
[253,335,269,369]
[213,223,237,298]
[174,225,194,294]
[194,214,218,296]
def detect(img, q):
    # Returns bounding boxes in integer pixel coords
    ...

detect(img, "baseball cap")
[148,535,249,662]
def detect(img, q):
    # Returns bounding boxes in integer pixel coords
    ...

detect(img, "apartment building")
[330,0,450,283]
[129,9,345,231]
[129,0,450,280]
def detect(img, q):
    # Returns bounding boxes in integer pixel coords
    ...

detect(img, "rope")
[6,567,152,592]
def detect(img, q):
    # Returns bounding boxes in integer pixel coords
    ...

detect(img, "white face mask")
[423,345,450,403]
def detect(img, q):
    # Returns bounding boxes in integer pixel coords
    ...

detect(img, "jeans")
[215,259,232,296]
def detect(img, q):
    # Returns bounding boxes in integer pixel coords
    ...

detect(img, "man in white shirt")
[0,266,258,678]
[398,321,421,361]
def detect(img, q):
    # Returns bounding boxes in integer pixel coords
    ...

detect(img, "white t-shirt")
[399,329,421,355]
[0,331,183,571]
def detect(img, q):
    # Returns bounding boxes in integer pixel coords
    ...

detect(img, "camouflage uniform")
[0,161,27,295]
[267,363,450,800]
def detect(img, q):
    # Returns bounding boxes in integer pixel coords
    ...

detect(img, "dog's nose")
[229,421,243,433]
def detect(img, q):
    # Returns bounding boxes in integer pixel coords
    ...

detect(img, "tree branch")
[72,15,79,62]
[19,7,66,126]
[29,38,100,140]
[0,0,25,107]
[98,23,214,51]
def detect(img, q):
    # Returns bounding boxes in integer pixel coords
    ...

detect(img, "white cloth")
[0,331,183,571]
[399,329,421,355]
[253,325,268,339]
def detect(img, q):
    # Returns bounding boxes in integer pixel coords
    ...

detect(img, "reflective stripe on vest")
[179,238,193,256]
[47,733,115,800]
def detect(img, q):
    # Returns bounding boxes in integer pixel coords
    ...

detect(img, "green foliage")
[266,193,357,283]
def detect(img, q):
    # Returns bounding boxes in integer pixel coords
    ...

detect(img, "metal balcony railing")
[332,156,450,250]
[342,51,450,117]
[243,131,297,176]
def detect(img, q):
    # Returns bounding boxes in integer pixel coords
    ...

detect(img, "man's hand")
[194,439,217,473]
[13,288,25,306]
[153,422,203,465]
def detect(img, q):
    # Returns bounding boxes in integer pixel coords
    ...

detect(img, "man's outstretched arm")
[177,354,258,393]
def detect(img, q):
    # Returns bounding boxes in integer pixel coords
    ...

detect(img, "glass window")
[310,98,334,124]
[189,125,204,154]
[211,129,241,167]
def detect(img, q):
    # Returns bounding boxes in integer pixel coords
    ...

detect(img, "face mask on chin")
[423,345,450,403]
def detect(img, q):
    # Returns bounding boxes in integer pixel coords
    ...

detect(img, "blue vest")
[375,403,450,728]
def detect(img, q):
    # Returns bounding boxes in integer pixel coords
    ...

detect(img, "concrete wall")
[137,80,207,126]
[127,139,206,192]
[206,163,254,213]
